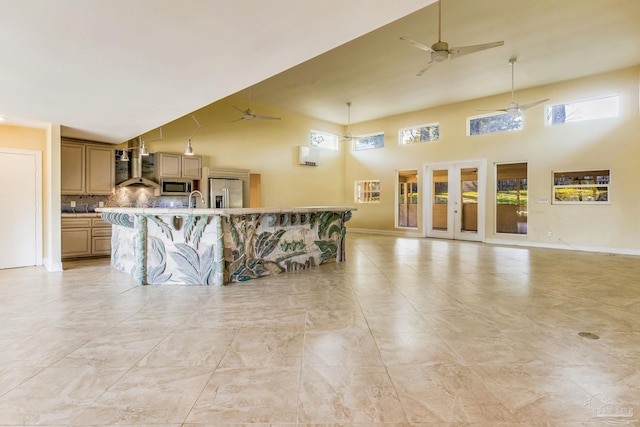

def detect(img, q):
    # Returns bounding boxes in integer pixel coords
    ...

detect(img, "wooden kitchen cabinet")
[61,218,92,258]
[182,156,202,179]
[85,145,115,194]
[154,152,201,179]
[61,143,85,194]
[62,216,112,259]
[61,140,115,195]
[155,152,182,178]
[91,218,112,255]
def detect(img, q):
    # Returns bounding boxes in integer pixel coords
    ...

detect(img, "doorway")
[0,148,42,268]
[424,161,485,241]
[397,169,418,228]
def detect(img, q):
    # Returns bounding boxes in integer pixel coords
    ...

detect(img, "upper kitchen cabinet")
[182,156,202,179]
[86,145,115,194]
[61,143,85,194]
[154,152,201,179]
[61,140,115,195]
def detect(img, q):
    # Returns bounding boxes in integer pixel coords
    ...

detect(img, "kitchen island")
[96,206,354,285]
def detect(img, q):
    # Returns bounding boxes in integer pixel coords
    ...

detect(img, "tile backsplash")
[61,195,110,213]
[61,188,192,213]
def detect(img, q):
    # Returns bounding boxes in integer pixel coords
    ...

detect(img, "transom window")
[309,130,339,150]
[546,95,619,126]
[468,112,522,136]
[354,132,384,151]
[399,123,440,144]
[354,180,380,203]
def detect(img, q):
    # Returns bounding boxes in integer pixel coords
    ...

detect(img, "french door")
[424,161,485,241]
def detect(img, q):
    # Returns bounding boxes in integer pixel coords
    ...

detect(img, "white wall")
[345,67,640,254]
[134,67,639,254]
[137,95,346,208]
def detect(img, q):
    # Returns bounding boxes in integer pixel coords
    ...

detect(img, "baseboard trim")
[347,228,424,238]
[43,258,63,272]
[485,238,640,256]
[347,228,640,256]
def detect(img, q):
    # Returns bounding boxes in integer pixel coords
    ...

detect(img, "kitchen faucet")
[188,190,205,208]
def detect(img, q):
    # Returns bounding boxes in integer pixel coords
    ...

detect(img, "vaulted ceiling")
[1,0,639,143]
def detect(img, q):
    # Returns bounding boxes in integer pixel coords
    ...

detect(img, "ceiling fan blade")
[253,114,281,120]
[477,108,508,113]
[519,98,550,110]
[449,41,504,58]
[400,36,434,53]
[416,62,434,76]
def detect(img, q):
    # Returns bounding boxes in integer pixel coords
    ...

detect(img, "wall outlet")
[547,231,552,237]
[98,201,104,207]
[70,201,76,208]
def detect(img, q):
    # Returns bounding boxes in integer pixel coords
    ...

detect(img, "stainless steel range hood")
[118,142,160,189]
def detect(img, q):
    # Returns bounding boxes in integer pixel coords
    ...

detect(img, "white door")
[0,149,42,268]
[424,161,485,242]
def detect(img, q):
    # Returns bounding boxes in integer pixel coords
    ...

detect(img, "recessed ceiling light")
[0,116,6,121]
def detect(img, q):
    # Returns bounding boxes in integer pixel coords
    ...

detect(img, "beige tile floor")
[1,233,639,426]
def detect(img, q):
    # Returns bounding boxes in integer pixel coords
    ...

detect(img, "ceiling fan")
[231,90,281,122]
[480,57,549,116]
[400,0,504,76]
[342,102,354,141]
[232,105,281,122]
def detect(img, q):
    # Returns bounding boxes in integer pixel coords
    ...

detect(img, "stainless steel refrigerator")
[208,178,243,208]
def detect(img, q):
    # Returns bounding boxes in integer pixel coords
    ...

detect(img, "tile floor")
[1,233,639,426]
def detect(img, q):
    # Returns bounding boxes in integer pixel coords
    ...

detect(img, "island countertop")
[95,206,355,215]
[97,206,355,285]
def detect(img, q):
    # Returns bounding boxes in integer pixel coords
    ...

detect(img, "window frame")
[398,122,440,145]
[354,132,384,151]
[354,179,381,204]
[467,111,523,136]
[545,94,620,126]
[552,169,611,205]
[495,162,528,235]
[309,129,339,150]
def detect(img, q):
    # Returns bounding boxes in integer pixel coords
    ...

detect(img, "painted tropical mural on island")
[102,210,352,285]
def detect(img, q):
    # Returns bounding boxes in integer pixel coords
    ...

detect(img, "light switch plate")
[70,201,76,208]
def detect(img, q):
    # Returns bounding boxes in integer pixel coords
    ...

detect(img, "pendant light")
[139,137,149,156]
[185,114,202,156]
[120,150,130,162]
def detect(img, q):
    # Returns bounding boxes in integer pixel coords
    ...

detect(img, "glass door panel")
[432,169,449,232]
[496,162,528,234]
[459,167,478,233]
[425,161,485,242]
[397,169,418,228]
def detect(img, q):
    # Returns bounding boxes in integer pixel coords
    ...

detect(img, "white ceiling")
[0,0,434,142]
[250,0,640,125]
[1,0,639,142]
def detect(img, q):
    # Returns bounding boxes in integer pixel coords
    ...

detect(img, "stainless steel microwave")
[160,178,193,195]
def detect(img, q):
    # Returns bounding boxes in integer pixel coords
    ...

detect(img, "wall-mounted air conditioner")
[298,146,319,166]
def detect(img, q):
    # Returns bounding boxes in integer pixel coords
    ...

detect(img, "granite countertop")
[95,206,356,215]
[61,213,102,218]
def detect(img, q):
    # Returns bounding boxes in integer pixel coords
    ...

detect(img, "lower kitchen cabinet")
[62,216,112,258]
[91,218,112,255]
